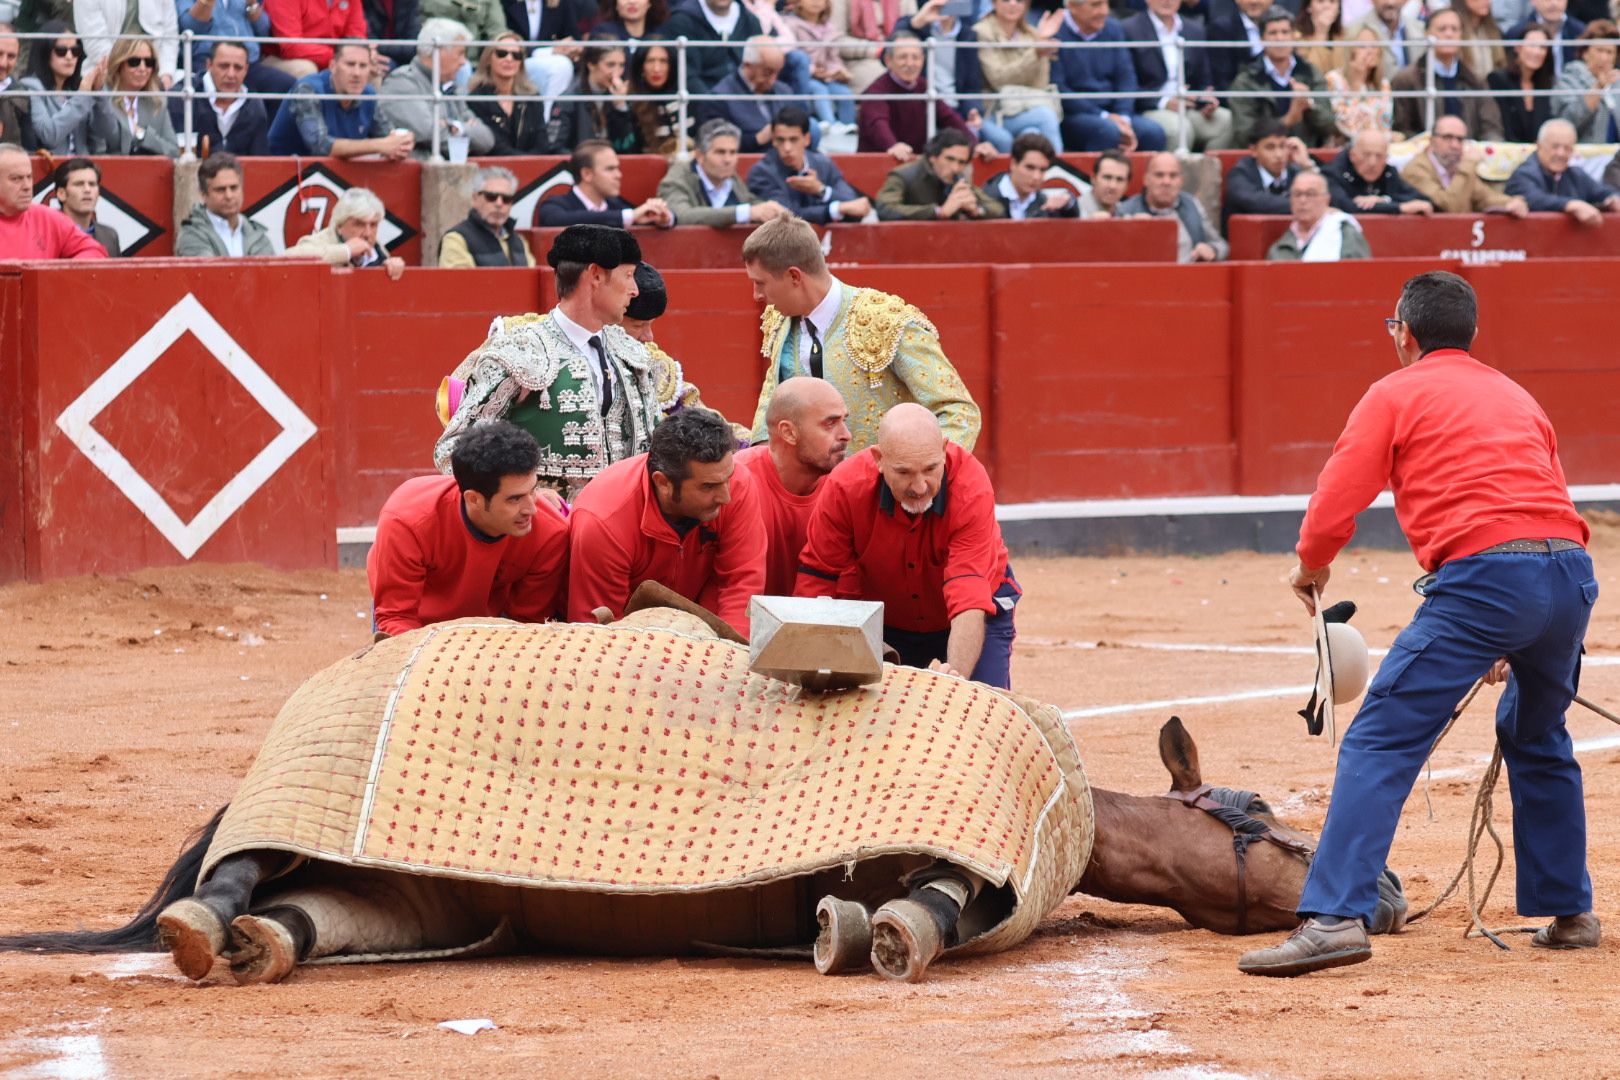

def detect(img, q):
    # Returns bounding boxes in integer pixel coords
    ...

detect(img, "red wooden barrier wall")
[1227,212,1620,262]
[991,264,1237,500]
[1,260,337,579]
[7,257,1620,580]
[521,218,1178,270]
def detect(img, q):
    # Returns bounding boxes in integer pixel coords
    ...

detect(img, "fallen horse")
[1,608,1406,983]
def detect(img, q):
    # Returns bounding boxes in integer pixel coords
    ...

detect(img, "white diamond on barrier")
[54,293,318,559]
[748,596,885,690]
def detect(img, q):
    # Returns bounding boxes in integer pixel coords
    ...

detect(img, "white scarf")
[1299,210,1360,262]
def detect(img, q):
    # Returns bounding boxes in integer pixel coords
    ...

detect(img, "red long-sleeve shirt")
[566,453,768,637]
[734,444,823,598]
[1298,349,1588,573]
[795,443,1014,632]
[0,205,108,261]
[367,475,569,636]
[266,0,367,66]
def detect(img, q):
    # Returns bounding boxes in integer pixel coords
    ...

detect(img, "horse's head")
[1143,716,1405,936]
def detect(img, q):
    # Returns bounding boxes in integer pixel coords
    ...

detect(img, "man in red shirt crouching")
[567,408,767,637]
[368,421,568,637]
[734,376,852,597]
[1241,271,1599,977]
[795,402,1019,688]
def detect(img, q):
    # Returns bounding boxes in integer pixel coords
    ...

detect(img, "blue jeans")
[1060,110,1166,152]
[979,105,1063,153]
[884,571,1020,689]
[807,77,857,125]
[1298,547,1597,925]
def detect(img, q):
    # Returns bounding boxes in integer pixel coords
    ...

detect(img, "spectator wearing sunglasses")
[89,34,179,155]
[19,22,102,154]
[467,30,549,154]
[439,166,534,268]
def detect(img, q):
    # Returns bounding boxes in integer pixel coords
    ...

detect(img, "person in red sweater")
[795,402,1018,687]
[262,0,367,77]
[0,144,106,261]
[855,31,992,161]
[368,421,568,637]
[1241,271,1599,978]
[734,376,850,596]
[567,407,767,637]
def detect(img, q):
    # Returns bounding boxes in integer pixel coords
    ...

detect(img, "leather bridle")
[1165,783,1316,935]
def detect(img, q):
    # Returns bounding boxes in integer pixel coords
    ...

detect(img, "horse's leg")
[156,851,284,980]
[228,872,487,985]
[869,864,986,983]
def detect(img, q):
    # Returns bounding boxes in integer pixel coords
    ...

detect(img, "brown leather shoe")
[1531,912,1601,950]
[1238,917,1372,977]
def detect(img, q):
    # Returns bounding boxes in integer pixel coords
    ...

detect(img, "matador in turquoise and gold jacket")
[751,279,981,451]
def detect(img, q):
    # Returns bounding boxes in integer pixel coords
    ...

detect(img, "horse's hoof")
[228,915,298,985]
[156,898,229,981]
[869,899,945,983]
[814,896,873,975]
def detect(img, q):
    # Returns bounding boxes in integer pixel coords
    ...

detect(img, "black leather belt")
[1477,538,1584,554]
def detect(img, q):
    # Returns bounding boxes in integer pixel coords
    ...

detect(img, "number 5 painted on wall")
[1470,219,1486,248]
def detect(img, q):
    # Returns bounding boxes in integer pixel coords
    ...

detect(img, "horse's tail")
[0,805,227,954]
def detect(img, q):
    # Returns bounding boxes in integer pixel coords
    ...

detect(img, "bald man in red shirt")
[568,407,767,637]
[734,376,851,596]
[1241,271,1598,978]
[368,421,569,637]
[795,403,1018,687]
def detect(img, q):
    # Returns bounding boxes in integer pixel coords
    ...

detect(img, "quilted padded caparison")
[204,617,1094,955]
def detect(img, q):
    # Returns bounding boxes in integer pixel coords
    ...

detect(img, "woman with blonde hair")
[1457,0,1507,81]
[1296,0,1348,77]
[973,0,1064,153]
[468,31,549,154]
[1324,26,1393,141]
[88,35,179,155]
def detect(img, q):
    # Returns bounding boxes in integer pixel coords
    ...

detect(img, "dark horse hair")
[0,806,226,954]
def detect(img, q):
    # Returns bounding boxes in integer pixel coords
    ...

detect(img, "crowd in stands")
[5,0,1620,263]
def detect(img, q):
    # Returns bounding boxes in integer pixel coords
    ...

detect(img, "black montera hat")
[625,262,667,321]
[547,223,642,269]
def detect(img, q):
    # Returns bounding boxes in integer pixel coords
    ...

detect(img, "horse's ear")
[1159,716,1202,793]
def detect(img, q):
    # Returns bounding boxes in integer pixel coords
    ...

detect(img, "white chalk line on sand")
[1025,945,1259,1079]
[6,1013,110,1080]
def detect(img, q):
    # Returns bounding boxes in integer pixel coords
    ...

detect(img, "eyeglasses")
[477,191,515,204]
[491,48,523,60]
[53,44,85,58]
[124,55,157,68]
[1384,317,1404,335]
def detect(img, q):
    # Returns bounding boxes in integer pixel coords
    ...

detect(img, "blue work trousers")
[1299,547,1597,925]
[885,571,1020,689]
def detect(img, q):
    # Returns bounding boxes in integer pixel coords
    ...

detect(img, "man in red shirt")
[734,377,851,596]
[795,403,1019,688]
[1241,271,1599,977]
[0,144,106,261]
[368,421,568,637]
[568,408,767,637]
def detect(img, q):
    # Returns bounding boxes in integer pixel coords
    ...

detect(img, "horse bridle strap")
[1165,784,1315,935]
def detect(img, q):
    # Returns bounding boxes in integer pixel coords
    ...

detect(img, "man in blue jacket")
[746,107,871,223]
[266,43,415,159]
[1505,118,1620,225]
[1053,0,1167,151]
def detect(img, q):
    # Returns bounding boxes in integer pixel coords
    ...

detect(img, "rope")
[1407,681,1620,949]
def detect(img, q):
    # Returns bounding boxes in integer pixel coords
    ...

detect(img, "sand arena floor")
[3,528,1620,1079]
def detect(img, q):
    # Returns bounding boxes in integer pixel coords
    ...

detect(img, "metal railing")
[4,28,1615,162]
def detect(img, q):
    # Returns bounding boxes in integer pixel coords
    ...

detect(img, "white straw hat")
[1299,590,1369,744]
